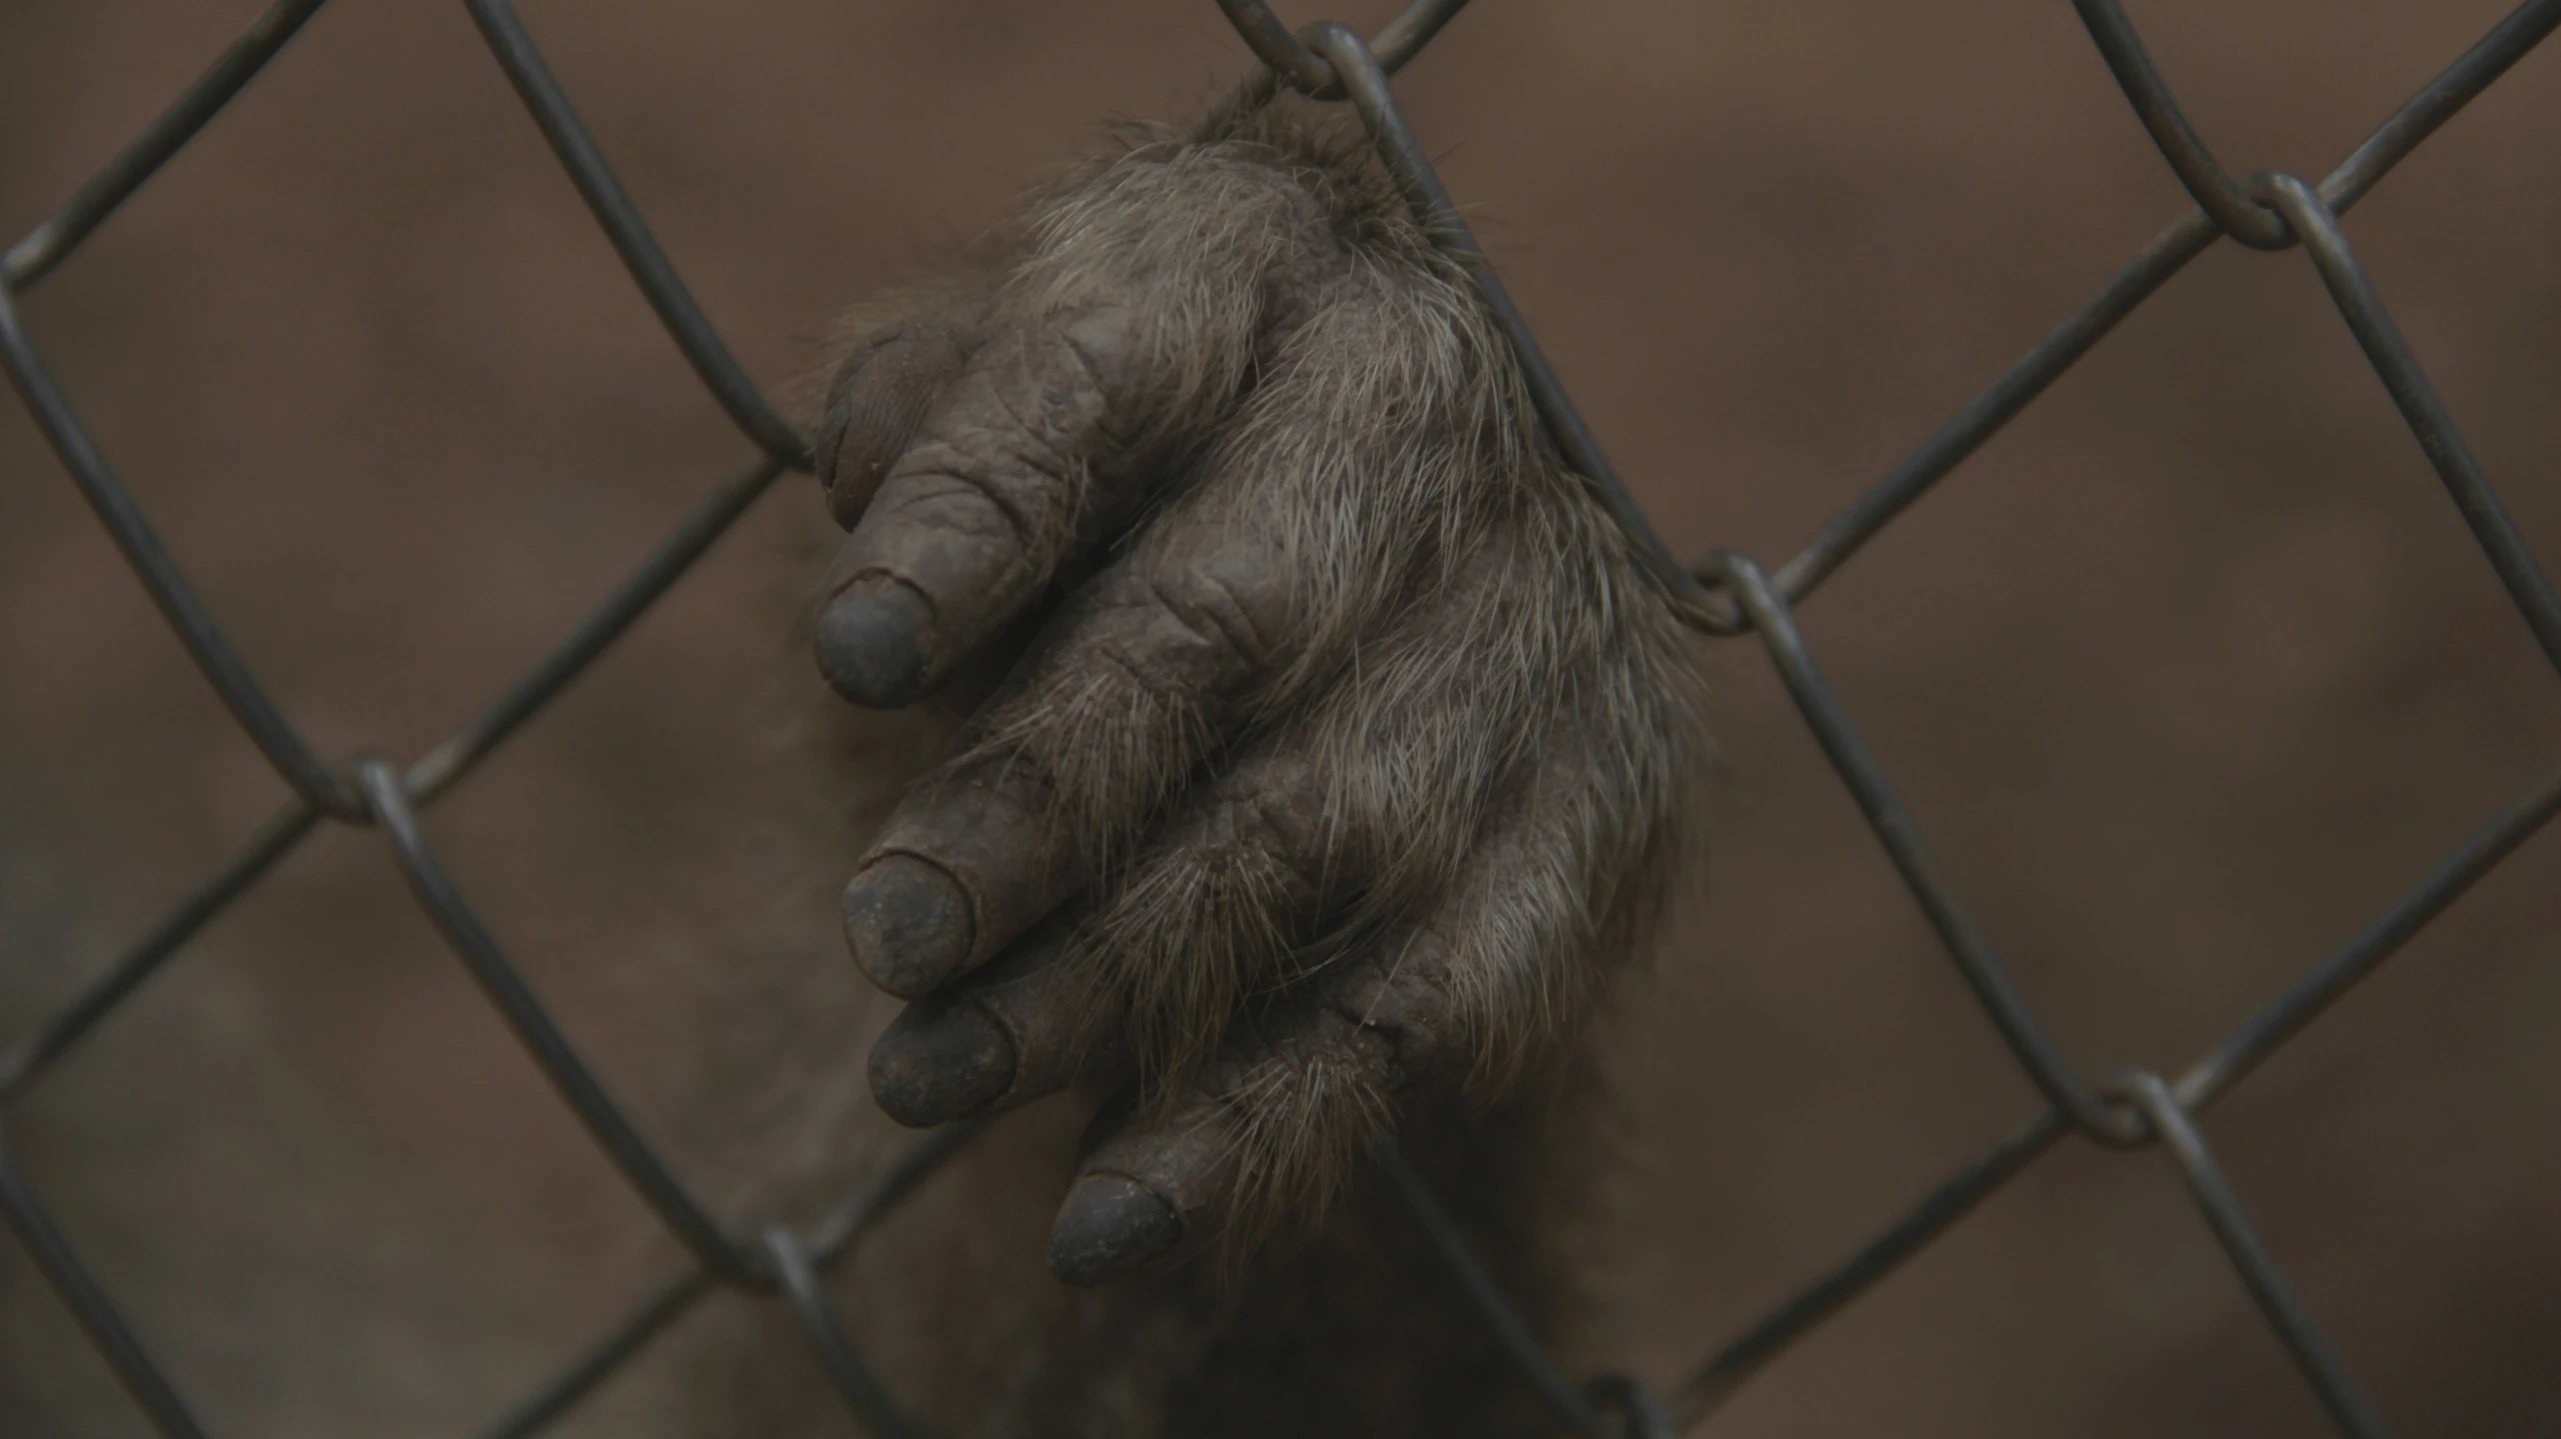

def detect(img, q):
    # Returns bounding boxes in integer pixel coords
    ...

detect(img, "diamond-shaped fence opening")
[4,2,2559,1436]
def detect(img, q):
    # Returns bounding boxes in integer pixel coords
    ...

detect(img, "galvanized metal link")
[2113,1073,2392,1439]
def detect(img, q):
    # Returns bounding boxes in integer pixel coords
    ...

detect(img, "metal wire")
[3,2,2556,1436]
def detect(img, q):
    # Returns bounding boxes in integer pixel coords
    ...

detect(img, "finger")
[1049,525,1559,1074]
[1048,691,1705,1285]
[1039,770,1466,1290]
[865,912,1126,1127]
[840,755,1067,1000]
[1061,747,1330,1080]
[814,309,1128,709]
[816,133,1345,711]
[1044,944,1413,1286]
[812,307,980,529]
[838,515,1295,999]
[1046,831,1559,1287]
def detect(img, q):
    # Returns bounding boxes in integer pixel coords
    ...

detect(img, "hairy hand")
[808,88,1705,1285]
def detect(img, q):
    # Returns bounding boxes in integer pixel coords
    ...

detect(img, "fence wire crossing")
[2,0,2556,1435]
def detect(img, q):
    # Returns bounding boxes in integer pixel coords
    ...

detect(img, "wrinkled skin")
[808,83,1707,1292]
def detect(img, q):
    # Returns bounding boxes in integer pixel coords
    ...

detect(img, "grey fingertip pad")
[1048,1173,1182,1286]
[841,854,976,998]
[815,580,934,709]
[869,1002,1016,1127]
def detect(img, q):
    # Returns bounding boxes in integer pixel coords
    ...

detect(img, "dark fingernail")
[842,854,976,997]
[869,1002,1016,1126]
[815,580,933,708]
[1048,1173,1182,1285]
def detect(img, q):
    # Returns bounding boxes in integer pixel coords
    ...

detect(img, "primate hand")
[808,88,1705,1284]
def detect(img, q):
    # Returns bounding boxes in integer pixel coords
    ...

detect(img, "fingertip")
[842,853,976,998]
[869,1001,1017,1127]
[815,579,934,708]
[1048,1172,1182,1285]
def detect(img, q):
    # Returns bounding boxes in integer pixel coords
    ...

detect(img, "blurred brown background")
[3,0,2559,1434]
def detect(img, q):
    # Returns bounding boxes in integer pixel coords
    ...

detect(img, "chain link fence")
[3,1,2557,1435]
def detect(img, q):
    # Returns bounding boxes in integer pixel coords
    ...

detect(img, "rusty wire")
[2,1,2557,1436]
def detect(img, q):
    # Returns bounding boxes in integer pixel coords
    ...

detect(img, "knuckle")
[1178,757,1326,883]
[1054,304,1134,384]
[874,460,1034,549]
[1142,543,1283,668]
